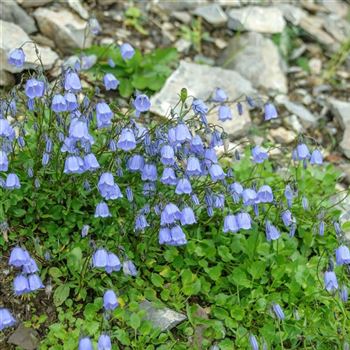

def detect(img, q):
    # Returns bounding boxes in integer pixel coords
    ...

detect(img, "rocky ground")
[0,0,350,348]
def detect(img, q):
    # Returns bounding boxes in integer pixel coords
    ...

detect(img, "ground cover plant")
[0,40,349,350]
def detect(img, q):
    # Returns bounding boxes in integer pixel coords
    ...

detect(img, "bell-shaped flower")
[117,128,136,151]
[96,102,113,128]
[103,73,119,90]
[0,308,16,331]
[94,202,111,218]
[120,43,135,60]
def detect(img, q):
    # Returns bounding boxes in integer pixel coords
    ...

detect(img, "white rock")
[33,8,92,54]
[299,15,335,46]
[0,20,59,73]
[270,127,296,144]
[150,61,256,138]
[193,4,228,27]
[175,38,191,53]
[16,0,53,7]
[218,32,287,93]
[68,0,89,20]
[0,70,15,86]
[329,99,350,159]
[139,300,186,331]
[228,6,286,33]
[276,4,306,25]
[0,0,37,34]
[276,95,318,128]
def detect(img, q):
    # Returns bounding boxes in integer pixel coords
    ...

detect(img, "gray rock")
[68,0,89,20]
[276,4,306,26]
[284,114,304,134]
[322,15,350,43]
[0,70,15,87]
[139,300,186,331]
[228,6,285,33]
[276,95,318,128]
[329,99,350,159]
[175,38,191,53]
[16,0,53,7]
[270,127,296,144]
[150,61,256,138]
[299,15,335,46]
[193,4,228,27]
[0,0,37,34]
[218,32,287,93]
[158,0,208,11]
[33,8,92,54]
[172,11,192,24]
[8,324,39,350]
[320,0,350,18]
[0,20,59,73]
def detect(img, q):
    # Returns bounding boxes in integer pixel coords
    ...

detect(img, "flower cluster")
[9,247,44,295]
[1,45,349,348]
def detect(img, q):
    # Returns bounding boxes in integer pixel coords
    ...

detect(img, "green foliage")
[82,46,178,97]
[179,19,210,53]
[3,137,349,348]
[124,6,148,35]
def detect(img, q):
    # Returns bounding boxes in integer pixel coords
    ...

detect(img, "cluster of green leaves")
[2,138,349,349]
[82,45,178,98]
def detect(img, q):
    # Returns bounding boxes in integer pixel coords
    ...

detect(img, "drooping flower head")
[212,88,227,102]
[120,43,135,60]
[252,145,268,163]
[264,102,278,121]
[8,48,25,68]
[98,334,112,350]
[79,337,93,350]
[117,128,136,151]
[103,290,119,311]
[0,308,16,331]
[25,79,45,99]
[96,102,113,128]
[324,270,338,292]
[64,71,82,92]
[103,73,119,91]
[218,105,232,122]
[272,303,285,320]
[133,94,151,117]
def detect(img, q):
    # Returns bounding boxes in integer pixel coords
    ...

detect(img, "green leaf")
[129,313,141,330]
[115,329,130,345]
[49,267,63,279]
[67,247,83,274]
[53,285,70,306]
[119,79,133,98]
[151,273,164,288]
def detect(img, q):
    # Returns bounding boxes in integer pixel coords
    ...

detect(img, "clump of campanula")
[2,42,349,348]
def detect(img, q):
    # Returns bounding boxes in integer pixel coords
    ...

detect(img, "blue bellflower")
[5,173,21,189]
[8,48,25,68]
[218,105,232,121]
[0,308,16,331]
[265,221,280,241]
[180,207,196,225]
[134,94,151,117]
[104,73,119,90]
[175,178,192,194]
[103,290,119,310]
[123,260,137,276]
[0,151,8,171]
[96,102,113,128]
[264,102,278,120]
[252,145,268,163]
[161,167,177,185]
[223,214,239,233]
[79,337,93,350]
[117,128,136,151]
[95,202,112,218]
[324,270,338,292]
[310,149,323,165]
[120,43,135,60]
[25,79,45,99]
[212,88,227,102]
[64,72,82,92]
[272,303,285,320]
[93,248,108,268]
[335,245,350,265]
[98,334,112,350]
